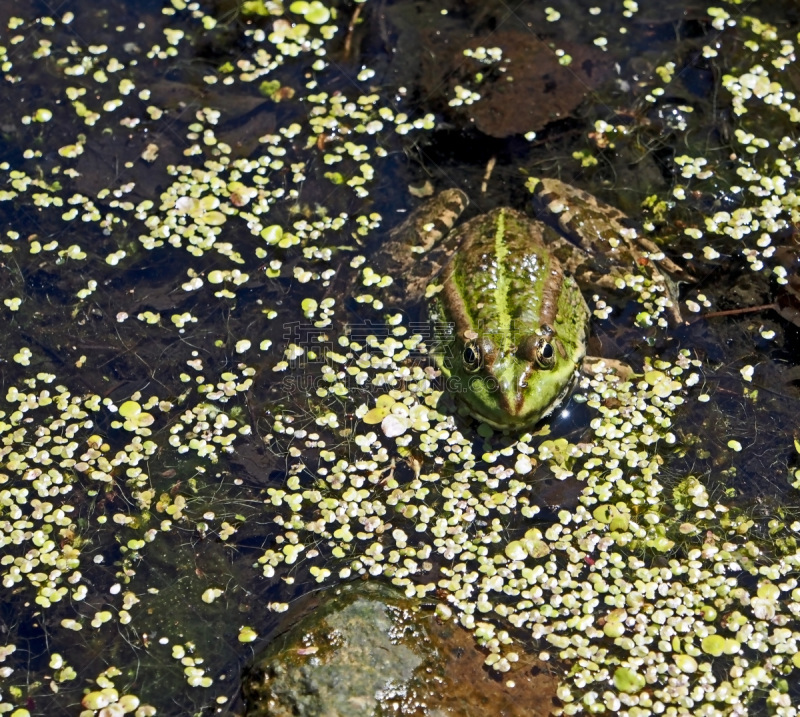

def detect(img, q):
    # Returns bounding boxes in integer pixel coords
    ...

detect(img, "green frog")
[371,179,681,430]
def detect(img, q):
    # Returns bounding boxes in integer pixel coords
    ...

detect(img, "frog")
[367,178,682,430]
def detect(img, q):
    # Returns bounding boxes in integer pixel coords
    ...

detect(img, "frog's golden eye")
[462,341,482,373]
[518,335,556,370]
[535,340,556,369]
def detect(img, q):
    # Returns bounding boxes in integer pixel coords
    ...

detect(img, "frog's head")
[437,322,586,429]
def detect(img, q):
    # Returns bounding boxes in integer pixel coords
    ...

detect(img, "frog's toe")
[581,356,637,382]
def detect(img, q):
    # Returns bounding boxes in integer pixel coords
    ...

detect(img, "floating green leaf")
[613,667,645,694]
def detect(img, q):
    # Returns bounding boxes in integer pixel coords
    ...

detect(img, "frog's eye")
[462,341,482,373]
[518,335,556,370]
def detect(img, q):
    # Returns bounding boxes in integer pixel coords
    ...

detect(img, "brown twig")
[688,303,777,323]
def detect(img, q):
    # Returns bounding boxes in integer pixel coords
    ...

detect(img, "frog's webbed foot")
[635,236,694,281]
[581,356,637,383]
[657,275,686,326]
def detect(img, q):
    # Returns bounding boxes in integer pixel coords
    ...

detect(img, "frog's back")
[444,208,585,352]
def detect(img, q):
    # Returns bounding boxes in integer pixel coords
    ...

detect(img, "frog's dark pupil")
[463,344,480,369]
[533,339,556,370]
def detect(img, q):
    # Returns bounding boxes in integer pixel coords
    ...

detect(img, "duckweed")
[0,1,798,716]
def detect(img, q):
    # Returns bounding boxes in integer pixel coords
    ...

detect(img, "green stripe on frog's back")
[491,210,511,352]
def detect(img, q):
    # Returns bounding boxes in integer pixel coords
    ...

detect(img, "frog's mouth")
[468,367,580,430]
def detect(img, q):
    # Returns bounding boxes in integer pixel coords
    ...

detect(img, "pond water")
[1,0,800,715]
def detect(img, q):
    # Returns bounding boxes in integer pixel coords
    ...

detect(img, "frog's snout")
[497,374,526,417]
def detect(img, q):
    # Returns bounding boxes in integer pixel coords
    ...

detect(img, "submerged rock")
[242,581,558,717]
